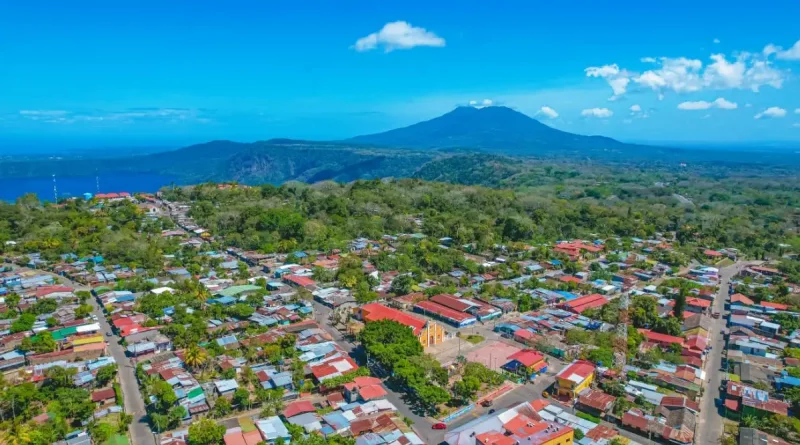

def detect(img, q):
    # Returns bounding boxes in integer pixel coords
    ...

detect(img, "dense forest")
[158,167,798,259]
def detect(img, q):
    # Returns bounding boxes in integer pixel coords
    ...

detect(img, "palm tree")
[1,422,33,445]
[184,346,208,369]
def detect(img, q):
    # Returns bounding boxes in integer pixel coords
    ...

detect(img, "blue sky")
[1,0,800,148]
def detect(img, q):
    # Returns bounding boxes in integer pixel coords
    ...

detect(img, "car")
[432,423,447,430]
[488,409,496,414]
[481,400,493,407]
[106,332,113,337]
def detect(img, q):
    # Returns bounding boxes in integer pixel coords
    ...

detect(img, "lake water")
[0,173,178,202]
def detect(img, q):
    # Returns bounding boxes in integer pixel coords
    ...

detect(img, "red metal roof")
[414,300,476,323]
[578,389,616,411]
[361,303,427,335]
[686,297,711,308]
[91,387,116,402]
[430,294,472,312]
[506,349,545,367]
[731,293,754,305]
[514,329,534,339]
[638,329,685,346]
[284,275,316,287]
[703,249,723,257]
[35,285,73,298]
[358,384,387,401]
[282,400,316,418]
[556,359,595,381]
[476,432,517,445]
[223,432,247,445]
[724,399,739,411]
[561,294,608,314]
[760,301,789,310]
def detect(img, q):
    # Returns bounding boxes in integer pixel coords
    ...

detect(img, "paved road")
[311,301,436,441]
[52,273,156,445]
[694,262,745,445]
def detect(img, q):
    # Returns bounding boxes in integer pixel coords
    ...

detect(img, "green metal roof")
[217,284,262,298]
[51,326,79,341]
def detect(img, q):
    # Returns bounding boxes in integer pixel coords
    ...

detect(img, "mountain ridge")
[346,106,629,154]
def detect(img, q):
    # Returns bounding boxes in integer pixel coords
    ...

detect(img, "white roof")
[151,287,175,295]
[76,323,100,333]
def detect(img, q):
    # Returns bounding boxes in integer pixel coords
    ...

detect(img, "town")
[0,183,798,445]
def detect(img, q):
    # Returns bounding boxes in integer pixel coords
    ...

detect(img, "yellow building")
[556,360,596,399]
[359,303,446,348]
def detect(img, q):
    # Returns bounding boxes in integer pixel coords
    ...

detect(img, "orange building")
[359,303,446,348]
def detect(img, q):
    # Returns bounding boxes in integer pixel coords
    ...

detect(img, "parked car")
[432,423,447,430]
[106,332,113,337]
[488,409,496,414]
[481,400,493,407]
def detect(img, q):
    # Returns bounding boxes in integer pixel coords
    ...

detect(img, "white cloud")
[702,114,712,119]
[468,99,494,109]
[764,40,800,60]
[635,57,704,94]
[581,107,613,118]
[17,108,210,124]
[677,97,737,111]
[713,38,721,44]
[537,106,559,119]
[587,50,786,99]
[629,104,642,112]
[754,106,787,119]
[678,101,713,110]
[795,108,800,114]
[794,123,800,128]
[713,98,738,109]
[745,103,753,108]
[353,21,445,52]
[19,110,69,118]
[585,64,631,99]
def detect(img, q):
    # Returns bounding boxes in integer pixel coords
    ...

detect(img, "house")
[256,416,291,443]
[358,303,446,348]
[555,360,595,399]
[214,379,239,398]
[685,297,711,313]
[638,329,685,349]
[558,294,608,314]
[502,349,547,377]
[576,388,616,418]
[343,376,387,402]
[622,408,694,445]
[739,428,792,445]
[282,400,316,419]
[91,387,117,406]
[503,414,574,445]
[223,430,263,445]
[283,275,317,290]
[731,293,755,306]
[725,381,790,418]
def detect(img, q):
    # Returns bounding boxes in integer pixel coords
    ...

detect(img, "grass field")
[465,335,485,344]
